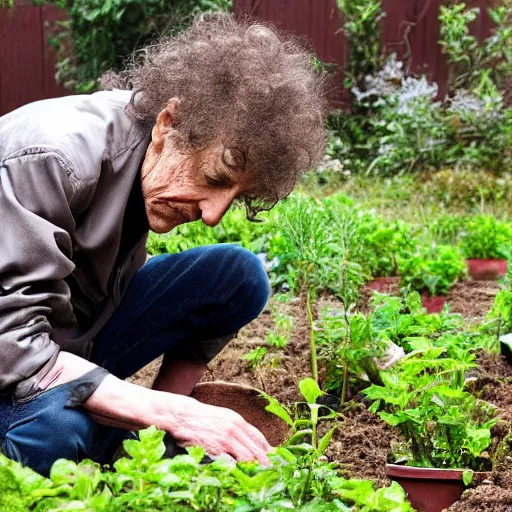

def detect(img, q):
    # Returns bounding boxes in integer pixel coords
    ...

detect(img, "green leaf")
[318,425,338,455]
[299,378,324,404]
[463,470,474,486]
[260,392,294,427]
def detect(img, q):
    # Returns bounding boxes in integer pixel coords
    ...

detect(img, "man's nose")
[200,191,236,227]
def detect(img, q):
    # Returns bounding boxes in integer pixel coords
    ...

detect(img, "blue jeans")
[0,244,270,476]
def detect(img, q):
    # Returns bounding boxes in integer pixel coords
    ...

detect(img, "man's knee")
[4,396,95,477]
[218,244,271,319]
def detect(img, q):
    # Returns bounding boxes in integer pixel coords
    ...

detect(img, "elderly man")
[0,14,325,476]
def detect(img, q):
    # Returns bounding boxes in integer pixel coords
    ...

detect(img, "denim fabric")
[0,244,270,476]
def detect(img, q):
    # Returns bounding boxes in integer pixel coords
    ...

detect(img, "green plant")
[317,305,387,401]
[336,0,384,96]
[147,205,270,256]
[364,340,498,470]
[242,293,294,369]
[460,215,512,260]
[0,383,415,512]
[242,346,268,369]
[482,262,512,345]
[267,195,353,382]
[439,2,512,92]
[40,0,232,93]
[398,243,467,296]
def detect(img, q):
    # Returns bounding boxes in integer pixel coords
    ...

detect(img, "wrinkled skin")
[141,99,252,233]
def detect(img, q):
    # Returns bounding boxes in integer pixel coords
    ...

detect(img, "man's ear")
[151,98,181,150]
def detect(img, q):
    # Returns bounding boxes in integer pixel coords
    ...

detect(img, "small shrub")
[398,243,467,296]
[460,215,512,259]
[364,341,497,470]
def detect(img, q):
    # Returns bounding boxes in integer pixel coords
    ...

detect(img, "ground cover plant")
[0,382,416,512]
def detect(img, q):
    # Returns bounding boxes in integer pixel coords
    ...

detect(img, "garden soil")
[128,279,511,508]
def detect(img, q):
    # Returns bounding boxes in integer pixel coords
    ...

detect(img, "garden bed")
[129,278,508,509]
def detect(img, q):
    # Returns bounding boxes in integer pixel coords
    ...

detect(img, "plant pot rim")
[386,464,484,481]
[466,258,507,263]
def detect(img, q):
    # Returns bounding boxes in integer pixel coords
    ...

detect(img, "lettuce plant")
[0,380,416,511]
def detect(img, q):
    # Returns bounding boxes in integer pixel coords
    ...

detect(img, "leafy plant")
[439,2,512,92]
[460,215,512,260]
[398,243,467,296]
[147,205,269,256]
[317,305,387,401]
[336,0,384,96]
[39,0,232,92]
[364,340,498,470]
[482,262,512,345]
[0,382,415,512]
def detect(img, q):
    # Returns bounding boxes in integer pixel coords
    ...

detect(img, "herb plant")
[460,215,512,260]
[398,243,467,296]
[317,306,387,402]
[0,380,415,512]
[364,341,497,470]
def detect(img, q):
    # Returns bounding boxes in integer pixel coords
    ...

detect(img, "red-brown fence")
[0,0,499,116]
[235,0,497,108]
[0,0,66,116]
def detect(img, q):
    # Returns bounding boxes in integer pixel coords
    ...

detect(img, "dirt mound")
[447,280,499,319]
[327,406,399,486]
[448,484,512,512]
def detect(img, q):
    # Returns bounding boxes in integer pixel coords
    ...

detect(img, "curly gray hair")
[101,13,327,215]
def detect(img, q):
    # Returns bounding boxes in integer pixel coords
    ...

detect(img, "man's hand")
[39,352,271,464]
[170,398,271,464]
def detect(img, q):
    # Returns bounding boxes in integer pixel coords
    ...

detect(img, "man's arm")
[41,351,272,464]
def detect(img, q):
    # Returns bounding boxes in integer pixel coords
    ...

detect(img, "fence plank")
[0,5,44,115]
[41,5,68,99]
[234,0,497,107]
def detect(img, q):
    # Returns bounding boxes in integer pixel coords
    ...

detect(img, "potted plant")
[364,341,497,512]
[398,244,467,313]
[354,217,415,292]
[461,215,512,280]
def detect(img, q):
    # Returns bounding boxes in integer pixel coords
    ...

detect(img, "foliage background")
[39,0,232,93]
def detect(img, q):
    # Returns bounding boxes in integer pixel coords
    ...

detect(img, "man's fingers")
[245,422,272,452]
[227,438,270,465]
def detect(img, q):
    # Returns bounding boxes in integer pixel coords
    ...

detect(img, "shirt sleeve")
[0,150,94,400]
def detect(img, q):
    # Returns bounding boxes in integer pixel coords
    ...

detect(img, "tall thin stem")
[340,304,351,404]
[306,288,318,383]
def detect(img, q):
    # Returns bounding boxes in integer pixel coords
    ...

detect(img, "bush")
[461,215,512,259]
[41,0,231,92]
[398,243,467,296]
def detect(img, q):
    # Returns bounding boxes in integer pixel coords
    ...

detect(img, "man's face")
[141,101,251,234]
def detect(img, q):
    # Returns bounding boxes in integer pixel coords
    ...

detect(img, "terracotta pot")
[466,259,507,281]
[386,464,483,512]
[420,294,447,314]
[191,381,290,447]
[366,276,400,293]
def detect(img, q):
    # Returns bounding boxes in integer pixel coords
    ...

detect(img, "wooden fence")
[0,0,66,116]
[234,0,497,107]
[0,0,498,116]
